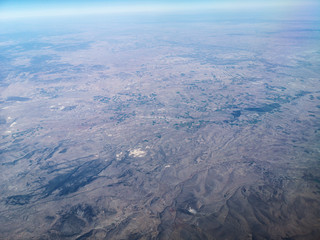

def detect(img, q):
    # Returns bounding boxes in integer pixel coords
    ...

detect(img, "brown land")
[0,16,319,239]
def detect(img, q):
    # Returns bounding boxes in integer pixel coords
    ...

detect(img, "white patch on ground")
[59,106,65,110]
[188,207,197,215]
[164,165,171,168]
[129,148,146,158]
[10,122,16,127]
[116,152,123,161]
[7,116,12,120]
[8,185,19,191]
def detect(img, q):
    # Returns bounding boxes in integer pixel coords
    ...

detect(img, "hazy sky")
[0,0,319,20]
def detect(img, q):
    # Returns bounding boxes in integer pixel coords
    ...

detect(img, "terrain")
[0,14,320,239]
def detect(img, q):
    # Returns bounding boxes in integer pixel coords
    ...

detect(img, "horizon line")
[0,1,318,20]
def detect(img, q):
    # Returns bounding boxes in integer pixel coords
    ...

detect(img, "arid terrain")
[0,14,320,239]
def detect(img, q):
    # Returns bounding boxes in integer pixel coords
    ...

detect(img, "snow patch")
[129,148,146,158]
[188,207,197,215]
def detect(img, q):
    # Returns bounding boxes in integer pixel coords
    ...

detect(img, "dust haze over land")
[0,9,320,240]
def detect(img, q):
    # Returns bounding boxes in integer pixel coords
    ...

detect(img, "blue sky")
[0,0,319,20]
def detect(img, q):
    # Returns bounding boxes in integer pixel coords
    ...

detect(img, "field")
[0,14,320,239]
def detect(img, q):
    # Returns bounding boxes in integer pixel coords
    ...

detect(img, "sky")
[0,0,319,20]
